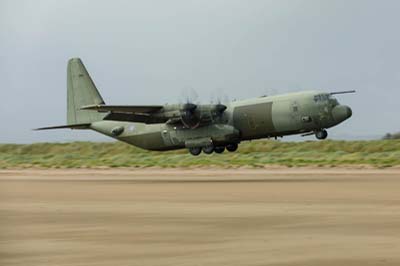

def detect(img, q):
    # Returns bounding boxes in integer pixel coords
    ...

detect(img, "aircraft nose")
[332,105,352,123]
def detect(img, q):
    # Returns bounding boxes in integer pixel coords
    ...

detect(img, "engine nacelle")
[179,103,227,129]
[180,103,201,128]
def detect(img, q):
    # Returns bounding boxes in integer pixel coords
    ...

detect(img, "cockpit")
[313,93,339,106]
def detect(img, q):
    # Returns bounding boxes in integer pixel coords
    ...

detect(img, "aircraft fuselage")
[37,59,353,156]
[90,90,352,151]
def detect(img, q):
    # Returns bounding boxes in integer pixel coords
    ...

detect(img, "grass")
[0,140,400,169]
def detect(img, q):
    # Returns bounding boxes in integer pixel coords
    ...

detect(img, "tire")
[202,145,214,154]
[214,146,225,154]
[315,130,328,140]
[189,147,202,156]
[226,143,238,152]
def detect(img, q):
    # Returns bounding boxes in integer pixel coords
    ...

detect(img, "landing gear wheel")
[315,130,328,140]
[226,143,238,152]
[189,147,202,156]
[214,146,225,154]
[202,145,214,154]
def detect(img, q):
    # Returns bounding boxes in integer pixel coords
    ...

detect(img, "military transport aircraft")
[37,58,354,156]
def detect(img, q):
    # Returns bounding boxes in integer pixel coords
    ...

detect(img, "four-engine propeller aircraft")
[37,58,354,156]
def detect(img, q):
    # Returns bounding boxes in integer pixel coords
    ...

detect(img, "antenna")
[330,90,356,95]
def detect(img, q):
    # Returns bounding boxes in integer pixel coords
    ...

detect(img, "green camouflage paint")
[38,58,353,154]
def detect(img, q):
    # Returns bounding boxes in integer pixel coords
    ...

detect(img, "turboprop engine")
[180,103,200,128]
[179,103,227,129]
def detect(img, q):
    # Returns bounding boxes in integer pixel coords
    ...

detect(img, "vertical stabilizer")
[67,58,106,124]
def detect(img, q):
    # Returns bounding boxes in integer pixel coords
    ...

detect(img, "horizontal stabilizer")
[34,123,91,131]
[81,104,163,114]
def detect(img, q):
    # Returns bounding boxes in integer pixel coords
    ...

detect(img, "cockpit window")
[314,93,339,106]
[314,94,330,102]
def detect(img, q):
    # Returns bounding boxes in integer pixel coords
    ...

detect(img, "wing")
[102,112,168,123]
[80,104,163,113]
[34,123,91,130]
[81,104,167,124]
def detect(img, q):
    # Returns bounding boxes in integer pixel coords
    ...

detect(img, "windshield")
[313,94,330,102]
[314,93,339,106]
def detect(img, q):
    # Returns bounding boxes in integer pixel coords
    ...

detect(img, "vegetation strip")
[0,140,399,169]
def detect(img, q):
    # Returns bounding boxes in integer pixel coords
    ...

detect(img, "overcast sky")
[1,0,399,143]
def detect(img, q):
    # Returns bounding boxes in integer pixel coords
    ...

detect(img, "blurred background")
[1,0,399,143]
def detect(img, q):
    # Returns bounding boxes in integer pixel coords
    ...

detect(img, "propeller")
[182,102,197,112]
[179,88,200,128]
[210,88,229,116]
[178,88,229,128]
[214,103,227,114]
[180,87,199,106]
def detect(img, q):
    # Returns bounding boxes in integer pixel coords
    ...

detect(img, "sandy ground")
[1,168,400,266]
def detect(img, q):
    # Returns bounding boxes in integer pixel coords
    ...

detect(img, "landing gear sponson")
[190,131,329,155]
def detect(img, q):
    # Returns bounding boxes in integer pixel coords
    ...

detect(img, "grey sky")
[1,0,399,143]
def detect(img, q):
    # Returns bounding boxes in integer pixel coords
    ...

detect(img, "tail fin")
[67,58,106,124]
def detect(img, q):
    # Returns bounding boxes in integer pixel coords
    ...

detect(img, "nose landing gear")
[315,130,328,140]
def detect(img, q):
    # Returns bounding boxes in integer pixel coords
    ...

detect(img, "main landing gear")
[226,143,238,152]
[188,143,238,156]
[188,147,202,156]
[214,146,225,154]
[315,130,328,140]
[202,145,214,154]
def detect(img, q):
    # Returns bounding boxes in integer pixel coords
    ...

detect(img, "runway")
[1,168,400,266]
